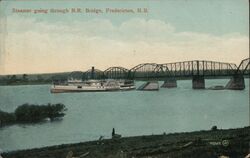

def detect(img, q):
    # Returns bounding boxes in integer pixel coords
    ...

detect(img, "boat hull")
[120,86,136,91]
[51,85,120,93]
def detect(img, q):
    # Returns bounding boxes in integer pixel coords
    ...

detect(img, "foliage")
[0,110,16,125]
[211,125,218,131]
[0,103,66,127]
[15,103,66,122]
[22,74,28,82]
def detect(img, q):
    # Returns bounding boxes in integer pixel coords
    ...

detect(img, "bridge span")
[68,58,250,90]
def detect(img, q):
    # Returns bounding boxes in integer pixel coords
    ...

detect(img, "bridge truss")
[66,58,249,80]
[236,58,250,75]
[103,67,129,79]
[128,60,238,80]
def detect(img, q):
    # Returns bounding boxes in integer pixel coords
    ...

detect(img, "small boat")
[118,80,136,90]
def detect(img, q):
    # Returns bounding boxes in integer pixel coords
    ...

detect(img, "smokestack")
[91,66,94,79]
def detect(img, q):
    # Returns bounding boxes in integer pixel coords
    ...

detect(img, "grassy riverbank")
[2,126,250,158]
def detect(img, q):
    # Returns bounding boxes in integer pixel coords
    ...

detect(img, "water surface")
[0,79,249,151]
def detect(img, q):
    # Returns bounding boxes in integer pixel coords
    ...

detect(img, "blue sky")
[0,0,249,74]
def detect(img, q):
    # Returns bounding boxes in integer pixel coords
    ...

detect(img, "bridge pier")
[161,78,177,88]
[225,75,245,90]
[192,76,205,89]
[137,81,159,91]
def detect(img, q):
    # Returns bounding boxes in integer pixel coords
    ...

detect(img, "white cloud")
[0,15,249,74]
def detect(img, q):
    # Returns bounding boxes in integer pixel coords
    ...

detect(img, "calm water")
[0,79,249,151]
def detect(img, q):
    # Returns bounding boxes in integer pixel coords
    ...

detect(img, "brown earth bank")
[2,126,250,158]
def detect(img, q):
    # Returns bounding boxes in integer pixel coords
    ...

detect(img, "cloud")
[0,15,249,74]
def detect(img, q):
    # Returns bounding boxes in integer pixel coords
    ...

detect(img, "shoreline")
[2,126,250,158]
[0,82,50,86]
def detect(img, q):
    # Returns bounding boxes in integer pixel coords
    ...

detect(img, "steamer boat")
[51,79,135,93]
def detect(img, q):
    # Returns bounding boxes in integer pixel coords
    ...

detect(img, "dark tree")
[112,128,115,136]
[22,74,28,81]
[0,110,16,126]
[211,125,217,131]
[15,103,66,122]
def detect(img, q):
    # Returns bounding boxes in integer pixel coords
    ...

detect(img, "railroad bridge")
[68,58,250,90]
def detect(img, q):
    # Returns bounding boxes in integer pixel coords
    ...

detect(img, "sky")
[0,0,249,75]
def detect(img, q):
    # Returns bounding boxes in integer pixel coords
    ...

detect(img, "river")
[0,79,249,151]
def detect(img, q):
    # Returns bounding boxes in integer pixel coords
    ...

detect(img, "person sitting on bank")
[112,128,121,139]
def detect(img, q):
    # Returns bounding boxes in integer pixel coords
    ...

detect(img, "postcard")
[0,0,249,158]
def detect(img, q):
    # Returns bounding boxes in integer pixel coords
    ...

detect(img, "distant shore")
[0,72,70,86]
[0,72,249,87]
[0,81,50,86]
[2,126,250,158]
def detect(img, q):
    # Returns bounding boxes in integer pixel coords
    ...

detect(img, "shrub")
[211,126,218,131]
[0,110,16,125]
[15,103,66,122]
